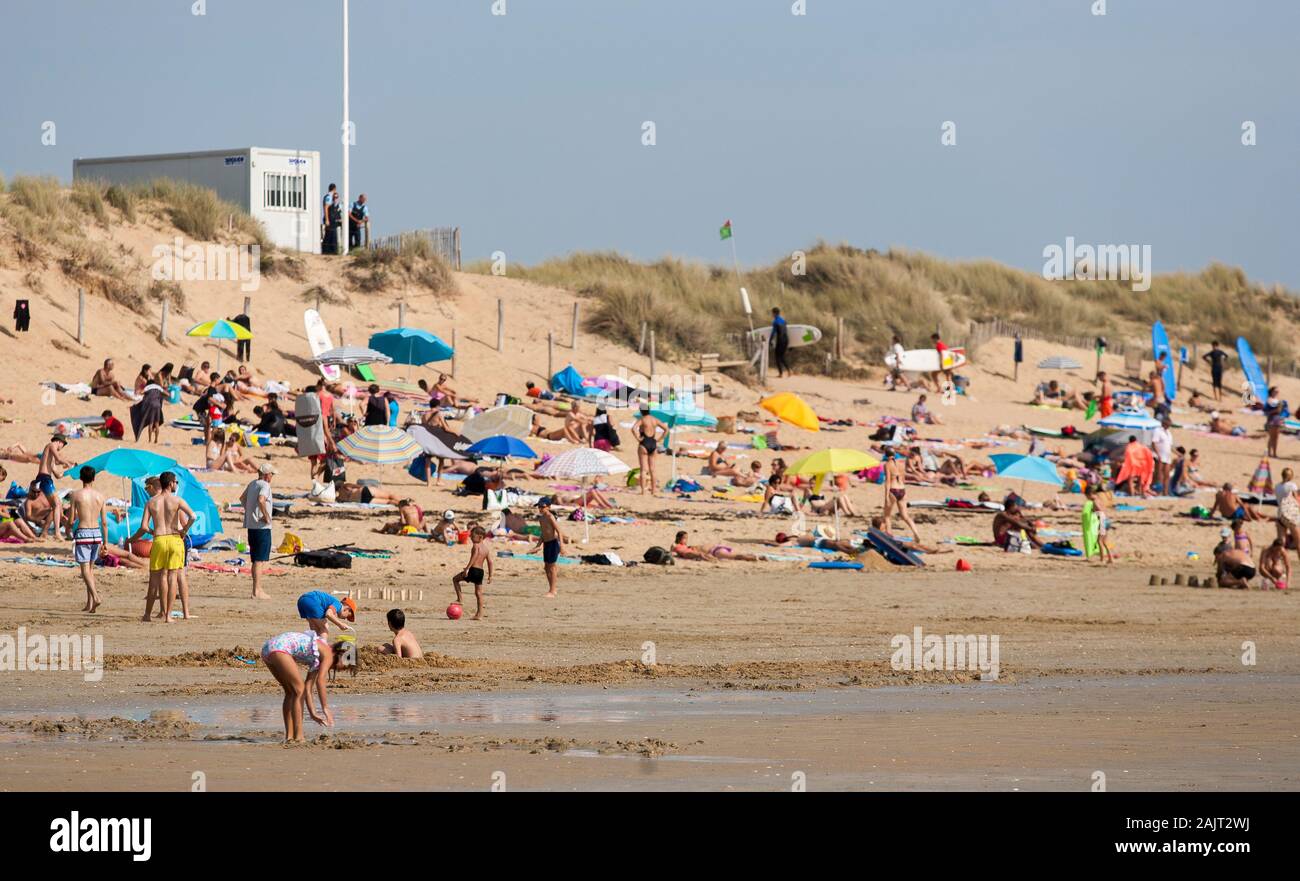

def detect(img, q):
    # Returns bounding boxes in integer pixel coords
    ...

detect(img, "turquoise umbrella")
[649,395,717,484]
[369,328,453,366]
[990,453,1065,487]
[66,448,180,480]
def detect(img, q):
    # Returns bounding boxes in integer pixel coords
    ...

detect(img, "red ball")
[446,603,463,620]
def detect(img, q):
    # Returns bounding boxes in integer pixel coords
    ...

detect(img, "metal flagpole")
[341,0,350,257]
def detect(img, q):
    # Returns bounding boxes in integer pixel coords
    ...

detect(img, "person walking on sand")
[1263,386,1288,459]
[242,463,277,600]
[1274,466,1300,564]
[1202,341,1230,403]
[37,434,74,540]
[452,526,493,619]
[632,404,666,496]
[128,471,195,623]
[68,465,108,613]
[532,497,565,598]
[771,307,791,377]
[881,450,921,543]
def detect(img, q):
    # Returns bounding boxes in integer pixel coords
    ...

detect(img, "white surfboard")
[749,324,823,349]
[884,347,967,373]
[304,309,340,383]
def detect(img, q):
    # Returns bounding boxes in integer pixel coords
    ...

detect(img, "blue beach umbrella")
[368,328,454,366]
[466,435,537,459]
[66,448,180,480]
[989,453,1065,488]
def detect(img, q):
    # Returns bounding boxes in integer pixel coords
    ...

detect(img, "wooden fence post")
[451,328,457,378]
[571,303,580,351]
[497,299,504,352]
[638,321,648,354]
[160,300,169,344]
[649,330,657,378]
[77,288,85,346]
[548,332,554,380]
[242,295,251,316]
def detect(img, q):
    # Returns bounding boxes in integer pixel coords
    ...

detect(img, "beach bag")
[643,546,673,565]
[309,481,337,503]
[1280,493,1300,527]
[626,468,641,488]
[295,549,352,570]
[581,553,623,566]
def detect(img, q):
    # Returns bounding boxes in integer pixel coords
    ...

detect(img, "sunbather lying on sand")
[804,491,859,517]
[671,530,760,562]
[772,531,860,555]
[0,505,39,542]
[335,483,406,506]
[552,487,616,509]
[1209,411,1241,435]
[1186,390,1217,413]
[0,444,40,464]
[207,429,258,473]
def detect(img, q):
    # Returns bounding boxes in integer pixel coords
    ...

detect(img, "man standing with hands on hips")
[243,463,277,600]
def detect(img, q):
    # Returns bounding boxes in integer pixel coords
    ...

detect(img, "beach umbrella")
[990,453,1065,493]
[787,449,880,535]
[787,449,880,476]
[535,447,630,542]
[338,425,423,466]
[368,328,453,366]
[1037,356,1082,370]
[467,435,537,460]
[67,448,181,480]
[129,465,223,536]
[462,405,534,442]
[187,319,252,372]
[1098,410,1161,431]
[313,346,393,367]
[760,392,820,432]
[406,425,468,461]
[649,395,717,485]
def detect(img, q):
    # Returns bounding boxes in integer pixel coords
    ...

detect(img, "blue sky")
[2,0,1297,285]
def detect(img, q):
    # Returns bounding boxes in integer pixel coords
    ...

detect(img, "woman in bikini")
[671,530,760,562]
[260,630,355,743]
[882,450,922,542]
[632,405,666,497]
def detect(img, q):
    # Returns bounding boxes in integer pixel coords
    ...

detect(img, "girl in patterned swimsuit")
[260,631,355,743]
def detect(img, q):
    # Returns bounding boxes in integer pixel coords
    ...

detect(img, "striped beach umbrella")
[313,346,393,367]
[338,425,423,465]
[534,447,629,542]
[187,319,252,372]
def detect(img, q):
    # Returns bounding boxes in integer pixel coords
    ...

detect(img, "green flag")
[719,220,732,241]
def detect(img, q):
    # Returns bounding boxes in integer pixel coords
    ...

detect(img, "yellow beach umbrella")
[788,449,879,476]
[187,319,253,372]
[759,392,820,431]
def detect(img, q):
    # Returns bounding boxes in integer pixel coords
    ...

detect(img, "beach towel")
[1114,443,1154,495]
[294,392,326,457]
[129,385,166,441]
[1081,501,1101,559]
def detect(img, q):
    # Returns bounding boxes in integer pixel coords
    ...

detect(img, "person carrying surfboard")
[770,308,791,377]
[930,333,954,394]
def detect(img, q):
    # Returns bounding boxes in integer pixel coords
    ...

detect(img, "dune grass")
[347,244,456,296]
[484,244,1300,365]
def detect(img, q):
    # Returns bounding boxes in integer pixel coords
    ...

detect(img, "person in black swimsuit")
[632,405,667,497]
[1202,341,1230,403]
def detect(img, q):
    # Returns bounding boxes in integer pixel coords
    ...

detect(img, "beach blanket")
[1114,443,1154,494]
[2,555,76,568]
[40,380,93,398]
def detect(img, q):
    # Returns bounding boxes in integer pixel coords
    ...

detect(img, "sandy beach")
[3,191,1300,792]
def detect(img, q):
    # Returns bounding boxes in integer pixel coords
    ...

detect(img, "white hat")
[442,509,456,521]
[258,463,279,475]
[211,393,226,404]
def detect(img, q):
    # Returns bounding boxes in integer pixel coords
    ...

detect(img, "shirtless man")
[772,531,861,555]
[432,373,477,407]
[90,358,134,401]
[532,497,565,598]
[1095,371,1114,418]
[37,434,74,540]
[731,461,764,488]
[992,498,1045,550]
[561,401,591,444]
[706,442,742,478]
[1214,482,1266,522]
[881,450,921,542]
[632,405,667,496]
[1215,541,1255,589]
[128,471,195,623]
[1208,411,1239,435]
[68,466,109,613]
